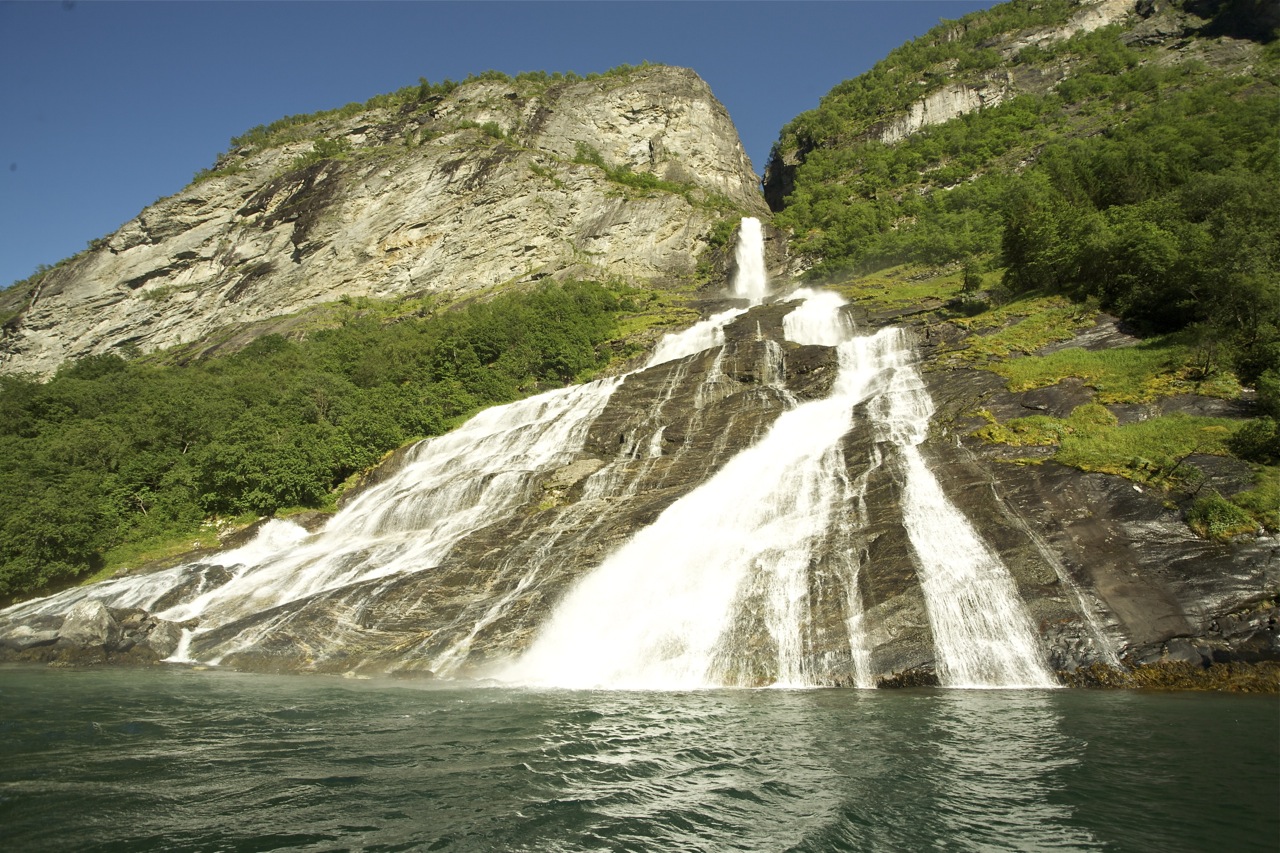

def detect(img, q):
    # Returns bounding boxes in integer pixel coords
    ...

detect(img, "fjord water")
[2,666,1276,853]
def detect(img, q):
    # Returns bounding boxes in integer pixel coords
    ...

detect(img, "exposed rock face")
[0,66,765,378]
[882,308,1278,680]
[0,599,187,665]
[871,0,1139,147]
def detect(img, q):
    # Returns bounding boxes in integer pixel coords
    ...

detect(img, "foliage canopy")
[0,281,631,602]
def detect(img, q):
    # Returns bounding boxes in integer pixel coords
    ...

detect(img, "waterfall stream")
[0,218,1067,687]
[731,217,768,303]
[505,291,1056,689]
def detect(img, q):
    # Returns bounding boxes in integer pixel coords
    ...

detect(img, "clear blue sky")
[0,0,998,289]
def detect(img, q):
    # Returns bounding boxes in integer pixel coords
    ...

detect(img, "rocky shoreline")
[5,596,1276,693]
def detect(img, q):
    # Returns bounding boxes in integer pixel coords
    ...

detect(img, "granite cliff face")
[0,66,765,378]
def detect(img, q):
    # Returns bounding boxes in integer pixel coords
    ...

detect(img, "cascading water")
[1,378,621,657]
[506,290,1057,690]
[731,217,768,304]
[860,330,1058,689]
[645,215,767,367]
[505,293,865,689]
[1,214,1068,687]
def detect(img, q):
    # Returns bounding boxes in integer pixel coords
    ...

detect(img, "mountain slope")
[0,65,765,378]
[764,0,1277,283]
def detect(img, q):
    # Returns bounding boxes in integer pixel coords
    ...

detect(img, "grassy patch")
[603,290,701,365]
[1187,492,1258,540]
[86,525,227,585]
[976,403,1275,534]
[950,294,1097,362]
[192,164,248,185]
[974,402,1116,447]
[990,334,1242,403]
[830,264,962,310]
[1062,415,1234,484]
[979,404,1237,485]
[1230,466,1280,531]
[1056,413,1235,486]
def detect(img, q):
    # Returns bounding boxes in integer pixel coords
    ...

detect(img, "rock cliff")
[0,65,765,378]
[876,0,1133,145]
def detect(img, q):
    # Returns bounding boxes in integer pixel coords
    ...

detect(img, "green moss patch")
[990,334,1241,403]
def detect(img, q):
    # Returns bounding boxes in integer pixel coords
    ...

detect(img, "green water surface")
[0,666,1275,852]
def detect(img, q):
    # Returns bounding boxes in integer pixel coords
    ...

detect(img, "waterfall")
[732,217,768,303]
[1,212,1067,687]
[858,329,1057,689]
[506,294,1056,690]
[646,308,746,368]
[1,377,622,657]
[504,292,869,689]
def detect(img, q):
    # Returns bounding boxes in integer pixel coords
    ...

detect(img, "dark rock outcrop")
[0,599,188,665]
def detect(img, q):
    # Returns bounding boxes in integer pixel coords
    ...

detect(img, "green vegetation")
[1187,491,1258,539]
[951,294,1097,362]
[191,163,247,185]
[975,401,1274,534]
[989,332,1241,403]
[289,136,354,170]
[0,281,636,603]
[766,2,1279,541]
[771,5,1278,405]
[776,1,1077,149]
[571,142,702,200]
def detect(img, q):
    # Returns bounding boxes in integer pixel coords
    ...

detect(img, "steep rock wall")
[0,66,765,378]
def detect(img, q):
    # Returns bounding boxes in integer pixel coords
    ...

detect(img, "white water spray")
[3,377,622,659]
[646,308,746,368]
[505,292,872,689]
[731,217,768,304]
[863,330,1057,688]
[507,292,1056,690]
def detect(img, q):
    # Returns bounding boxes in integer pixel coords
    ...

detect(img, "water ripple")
[0,669,1276,852]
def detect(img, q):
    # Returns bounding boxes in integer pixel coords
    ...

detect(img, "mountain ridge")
[0,64,764,379]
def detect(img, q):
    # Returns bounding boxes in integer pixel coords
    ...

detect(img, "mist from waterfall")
[508,291,1056,690]
[731,217,768,304]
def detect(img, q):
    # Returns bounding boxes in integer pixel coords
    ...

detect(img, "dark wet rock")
[919,320,1277,680]
[1157,394,1254,419]
[1040,315,1139,353]
[1180,453,1259,499]
[877,665,941,688]
[1107,402,1155,426]
[148,564,235,613]
[337,442,421,508]
[0,600,186,666]
[1016,377,1095,418]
